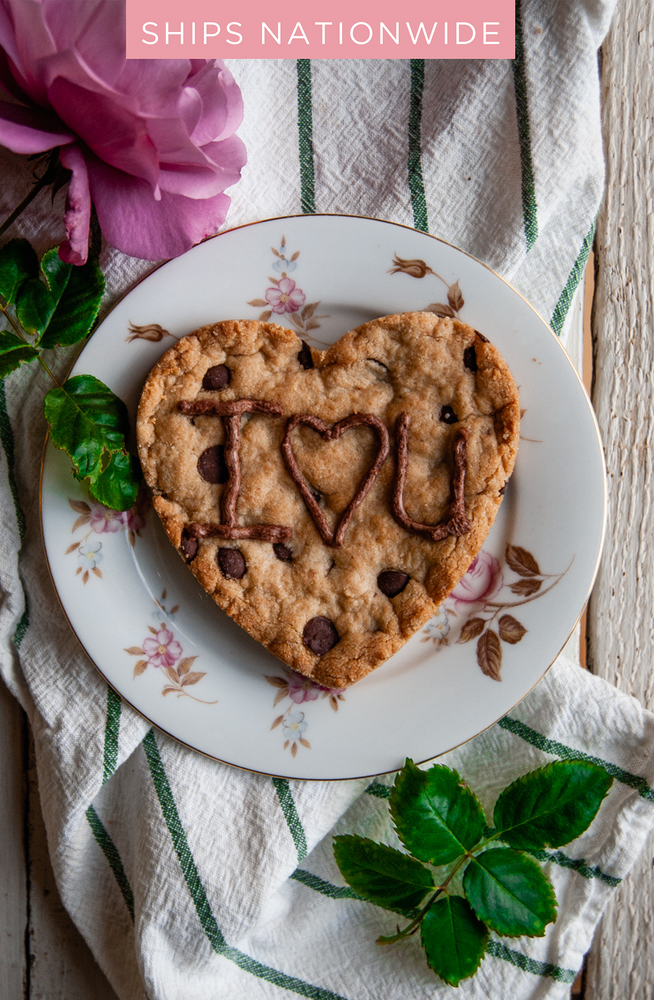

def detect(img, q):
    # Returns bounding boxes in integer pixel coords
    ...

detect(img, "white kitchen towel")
[3,2,650,998]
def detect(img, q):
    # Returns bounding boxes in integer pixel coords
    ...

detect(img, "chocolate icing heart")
[281,412,390,547]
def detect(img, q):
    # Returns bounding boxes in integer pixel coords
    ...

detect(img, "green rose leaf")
[0,239,38,303]
[15,248,104,347]
[44,374,129,479]
[333,835,434,910]
[421,895,489,987]
[493,760,614,850]
[88,449,140,511]
[16,248,71,335]
[463,848,557,937]
[39,254,104,348]
[0,330,39,378]
[390,759,486,865]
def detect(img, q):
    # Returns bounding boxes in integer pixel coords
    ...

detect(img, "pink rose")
[142,629,182,669]
[265,277,306,314]
[0,0,246,263]
[450,551,503,613]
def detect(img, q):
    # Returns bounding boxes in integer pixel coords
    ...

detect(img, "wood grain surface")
[585,0,654,997]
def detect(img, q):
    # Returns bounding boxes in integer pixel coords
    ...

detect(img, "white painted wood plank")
[25,734,120,1000]
[0,680,26,998]
[585,0,654,996]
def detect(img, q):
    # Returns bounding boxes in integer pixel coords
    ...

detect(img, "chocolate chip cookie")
[137,314,520,688]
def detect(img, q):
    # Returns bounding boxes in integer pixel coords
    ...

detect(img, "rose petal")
[88,155,232,259]
[58,143,91,265]
[0,98,73,152]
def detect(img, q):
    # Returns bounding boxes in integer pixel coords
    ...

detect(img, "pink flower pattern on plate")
[266,668,346,756]
[265,277,306,314]
[89,504,125,534]
[450,551,504,614]
[143,629,183,669]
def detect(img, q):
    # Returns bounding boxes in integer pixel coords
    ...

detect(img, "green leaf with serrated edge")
[390,759,486,865]
[88,450,139,511]
[39,254,104,348]
[463,848,557,937]
[16,248,72,334]
[16,277,58,334]
[0,330,39,378]
[421,895,489,987]
[43,375,130,480]
[492,760,613,851]
[333,835,434,910]
[0,239,38,303]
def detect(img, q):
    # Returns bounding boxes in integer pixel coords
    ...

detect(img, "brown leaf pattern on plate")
[448,281,465,312]
[498,615,528,645]
[265,666,345,755]
[123,590,217,704]
[477,629,502,680]
[506,545,541,577]
[510,578,542,597]
[126,322,177,344]
[458,618,486,643]
[389,254,465,318]
[422,542,570,682]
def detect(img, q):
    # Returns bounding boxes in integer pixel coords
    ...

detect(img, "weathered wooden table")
[1,3,651,996]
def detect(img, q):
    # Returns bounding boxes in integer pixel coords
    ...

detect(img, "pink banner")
[126,0,515,60]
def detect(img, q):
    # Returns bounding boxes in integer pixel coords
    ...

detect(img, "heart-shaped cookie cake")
[137,313,520,688]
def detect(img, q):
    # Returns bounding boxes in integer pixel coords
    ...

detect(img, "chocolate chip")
[377,570,410,598]
[202,364,231,390]
[273,543,293,562]
[474,330,489,343]
[464,346,477,372]
[218,548,246,579]
[499,482,508,495]
[197,445,228,484]
[310,487,323,505]
[440,405,458,425]
[298,341,314,370]
[303,616,339,655]
[180,533,197,563]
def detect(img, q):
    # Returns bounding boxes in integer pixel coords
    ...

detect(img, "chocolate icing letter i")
[177,398,292,542]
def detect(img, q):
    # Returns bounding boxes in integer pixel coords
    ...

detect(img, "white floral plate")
[41,215,606,780]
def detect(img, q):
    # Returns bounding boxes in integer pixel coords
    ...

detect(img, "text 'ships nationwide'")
[126,0,515,60]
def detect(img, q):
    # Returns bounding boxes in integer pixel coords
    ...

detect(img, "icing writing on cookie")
[177,399,293,542]
[178,401,474,548]
[281,413,390,548]
[392,413,472,541]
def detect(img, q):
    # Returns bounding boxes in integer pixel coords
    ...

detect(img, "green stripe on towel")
[102,686,122,785]
[273,776,308,862]
[512,0,538,250]
[365,781,392,799]
[499,716,654,801]
[487,940,577,984]
[85,804,135,920]
[550,222,595,334]
[526,848,621,888]
[144,730,352,999]
[296,59,316,214]
[408,59,429,233]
